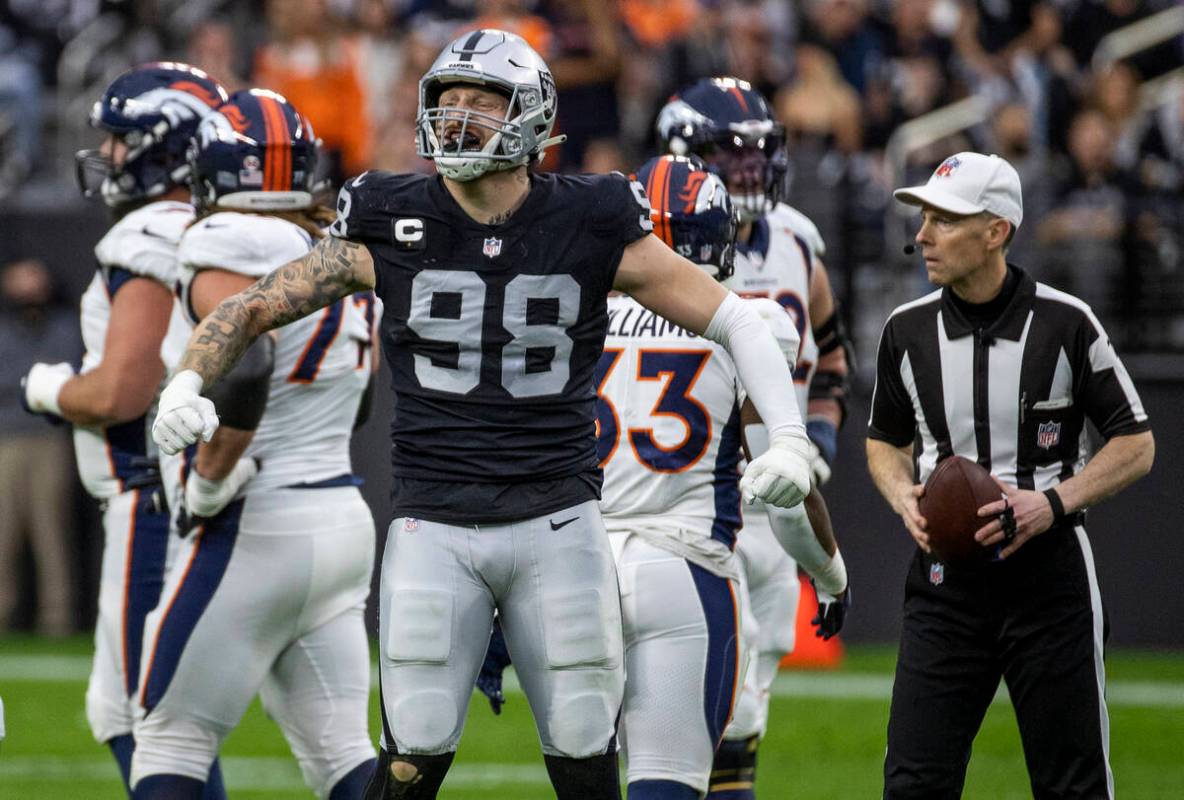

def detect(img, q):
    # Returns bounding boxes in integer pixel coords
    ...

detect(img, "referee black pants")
[883,524,1113,799]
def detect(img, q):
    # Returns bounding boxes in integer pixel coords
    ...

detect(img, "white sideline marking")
[4,655,1184,708]
[0,757,550,789]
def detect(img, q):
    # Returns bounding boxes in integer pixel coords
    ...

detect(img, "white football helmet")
[416,29,563,182]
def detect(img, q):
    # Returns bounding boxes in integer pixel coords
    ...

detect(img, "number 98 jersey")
[331,170,653,523]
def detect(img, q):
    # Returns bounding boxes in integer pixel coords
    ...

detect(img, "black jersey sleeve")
[329,170,413,245]
[587,171,655,247]
[868,317,917,447]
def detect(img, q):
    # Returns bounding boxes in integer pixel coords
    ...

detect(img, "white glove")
[152,370,219,455]
[740,432,812,508]
[807,439,833,487]
[185,457,258,518]
[22,362,75,416]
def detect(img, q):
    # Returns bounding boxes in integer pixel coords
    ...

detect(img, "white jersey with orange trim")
[597,295,798,578]
[725,202,821,415]
[75,200,195,499]
[175,212,378,495]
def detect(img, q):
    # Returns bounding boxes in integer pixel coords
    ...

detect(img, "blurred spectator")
[952,0,1062,79]
[620,0,700,50]
[0,259,80,637]
[1036,108,1137,316]
[1090,61,1150,171]
[1139,80,1184,192]
[987,101,1048,261]
[0,25,43,191]
[186,19,249,93]
[801,0,888,95]
[776,45,864,154]
[864,0,961,149]
[254,0,374,182]
[539,0,622,171]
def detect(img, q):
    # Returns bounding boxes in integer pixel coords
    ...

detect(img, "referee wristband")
[1043,488,1067,524]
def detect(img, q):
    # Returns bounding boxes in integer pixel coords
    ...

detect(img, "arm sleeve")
[867,318,917,446]
[704,292,806,442]
[1075,314,1151,439]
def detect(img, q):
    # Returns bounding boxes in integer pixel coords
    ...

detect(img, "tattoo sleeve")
[179,236,372,387]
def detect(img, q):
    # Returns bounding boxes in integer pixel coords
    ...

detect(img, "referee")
[867,152,1154,799]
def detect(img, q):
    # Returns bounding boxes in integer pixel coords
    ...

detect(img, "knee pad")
[363,748,455,800]
[709,735,759,797]
[544,752,621,800]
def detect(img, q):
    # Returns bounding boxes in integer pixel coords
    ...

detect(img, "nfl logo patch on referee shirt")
[1037,421,1061,449]
[929,563,944,586]
[404,518,419,532]
[483,237,502,258]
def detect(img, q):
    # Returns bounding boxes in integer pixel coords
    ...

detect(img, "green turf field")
[3,635,1183,798]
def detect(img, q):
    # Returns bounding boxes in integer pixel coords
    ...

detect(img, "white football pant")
[725,510,800,741]
[377,500,623,758]
[131,486,376,798]
[610,532,745,794]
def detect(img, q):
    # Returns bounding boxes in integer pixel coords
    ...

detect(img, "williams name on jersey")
[331,170,652,523]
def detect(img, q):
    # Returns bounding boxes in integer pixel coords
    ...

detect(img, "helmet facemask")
[415,30,562,182]
[702,126,788,224]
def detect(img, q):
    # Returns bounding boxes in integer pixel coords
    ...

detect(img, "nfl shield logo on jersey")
[1037,420,1061,449]
[929,562,945,586]
[483,237,502,258]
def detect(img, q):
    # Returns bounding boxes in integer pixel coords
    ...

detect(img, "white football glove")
[21,362,75,416]
[807,438,833,487]
[739,432,812,509]
[185,457,258,518]
[152,370,219,455]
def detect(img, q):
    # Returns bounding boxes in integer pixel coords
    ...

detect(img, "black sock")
[544,751,621,800]
[363,747,455,800]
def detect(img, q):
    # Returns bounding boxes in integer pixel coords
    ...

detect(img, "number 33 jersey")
[331,171,652,523]
[175,212,378,494]
[597,295,798,576]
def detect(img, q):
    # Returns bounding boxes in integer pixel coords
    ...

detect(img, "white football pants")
[377,500,623,758]
[131,486,376,798]
[610,532,744,794]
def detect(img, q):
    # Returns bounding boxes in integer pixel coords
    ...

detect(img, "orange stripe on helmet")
[260,95,292,192]
[648,156,676,247]
[728,86,749,113]
[258,98,278,191]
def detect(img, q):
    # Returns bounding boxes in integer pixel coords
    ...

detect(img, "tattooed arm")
[181,236,375,387]
[152,237,375,455]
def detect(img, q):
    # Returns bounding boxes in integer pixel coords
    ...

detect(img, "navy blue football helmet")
[633,154,737,281]
[189,89,320,212]
[656,77,787,224]
[75,62,228,209]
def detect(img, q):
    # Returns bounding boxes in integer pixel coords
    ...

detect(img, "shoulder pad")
[330,170,428,244]
[774,204,826,258]
[746,296,800,363]
[584,172,654,242]
[179,212,313,279]
[94,201,194,284]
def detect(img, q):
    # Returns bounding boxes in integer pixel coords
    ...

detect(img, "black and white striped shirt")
[869,267,1150,492]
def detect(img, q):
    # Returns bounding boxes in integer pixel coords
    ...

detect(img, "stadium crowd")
[3,0,1184,354]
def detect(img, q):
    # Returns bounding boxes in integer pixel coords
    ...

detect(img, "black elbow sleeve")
[202,335,275,430]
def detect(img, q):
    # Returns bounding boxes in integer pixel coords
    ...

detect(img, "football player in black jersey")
[154,29,815,800]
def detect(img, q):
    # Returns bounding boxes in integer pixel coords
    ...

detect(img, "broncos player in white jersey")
[128,89,379,800]
[657,78,852,799]
[21,62,231,799]
[151,30,817,800]
[592,154,849,800]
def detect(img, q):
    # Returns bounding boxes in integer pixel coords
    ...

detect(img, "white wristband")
[813,550,848,596]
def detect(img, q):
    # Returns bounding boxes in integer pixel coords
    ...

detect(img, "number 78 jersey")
[597,295,798,558]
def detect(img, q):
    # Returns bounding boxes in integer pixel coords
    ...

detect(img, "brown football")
[918,456,1005,564]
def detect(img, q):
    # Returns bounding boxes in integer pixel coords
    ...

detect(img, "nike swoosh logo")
[203,222,229,229]
[549,517,578,531]
[352,171,370,188]
[140,226,172,240]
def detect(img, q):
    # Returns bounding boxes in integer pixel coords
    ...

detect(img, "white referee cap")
[894,152,1023,230]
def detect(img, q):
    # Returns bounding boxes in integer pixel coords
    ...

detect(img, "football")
[918,456,1005,564]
